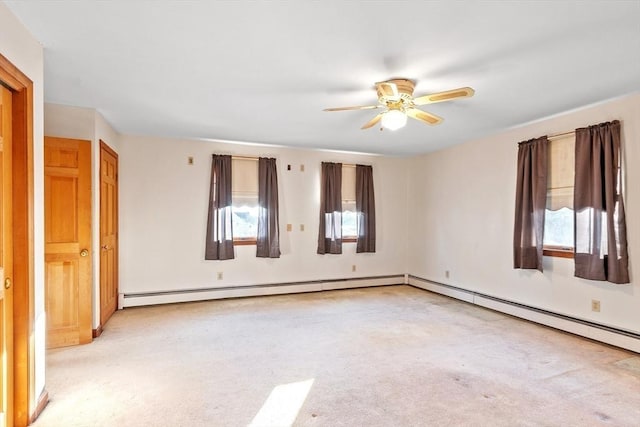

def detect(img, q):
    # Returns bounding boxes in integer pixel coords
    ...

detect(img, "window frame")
[341,165,357,242]
[543,134,575,259]
[231,157,259,246]
[233,236,257,246]
[543,246,574,258]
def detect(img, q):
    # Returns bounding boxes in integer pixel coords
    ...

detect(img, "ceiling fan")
[324,79,474,130]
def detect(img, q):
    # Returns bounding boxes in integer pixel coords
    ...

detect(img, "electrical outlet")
[352,265,356,272]
[300,164,305,172]
[300,224,305,232]
[187,156,194,165]
[217,272,223,280]
[445,270,450,279]
[591,299,601,312]
[286,224,292,232]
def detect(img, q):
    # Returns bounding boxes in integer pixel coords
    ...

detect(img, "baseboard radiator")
[120,274,406,308]
[408,275,640,354]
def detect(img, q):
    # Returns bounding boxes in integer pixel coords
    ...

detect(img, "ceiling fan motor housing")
[376,78,416,105]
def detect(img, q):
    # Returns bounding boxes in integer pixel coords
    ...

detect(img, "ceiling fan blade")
[323,105,380,112]
[406,108,443,125]
[361,113,383,130]
[413,87,475,106]
[376,81,399,98]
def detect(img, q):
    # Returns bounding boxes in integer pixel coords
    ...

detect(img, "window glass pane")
[233,196,258,239]
[544,207,574,248]
[343,200,357,237]
[231,158,259,240]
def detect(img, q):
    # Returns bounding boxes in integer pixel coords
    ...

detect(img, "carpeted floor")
[34,285,640,426]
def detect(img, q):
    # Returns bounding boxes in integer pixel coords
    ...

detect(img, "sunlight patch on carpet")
[249,379,315,427]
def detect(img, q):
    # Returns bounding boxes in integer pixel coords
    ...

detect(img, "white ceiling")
[5,1,640,156]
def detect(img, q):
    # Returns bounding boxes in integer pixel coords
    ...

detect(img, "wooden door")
[44,137,92,349]
[99,141,118,328]
[0,83,14,427]
[1,53,37,426]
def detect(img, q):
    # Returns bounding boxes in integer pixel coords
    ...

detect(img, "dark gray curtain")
[356,164,376,253]
[574,120,629,284]
[205,155,234,260]
[317,162,342,254]
[256,157,280,258]
[513,137,548,271]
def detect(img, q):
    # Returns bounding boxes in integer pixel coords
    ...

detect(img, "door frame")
[0,53,41,424]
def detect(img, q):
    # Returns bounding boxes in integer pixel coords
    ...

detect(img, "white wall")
[407,93,640,334]
[0,0,46,407]
[44,103,121,328]
[43,103,94,140]
[119,135,408,296]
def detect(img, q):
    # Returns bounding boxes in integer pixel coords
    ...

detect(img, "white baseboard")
[120,274,405,308]
[120,273,640,354]
[408,275,640,354]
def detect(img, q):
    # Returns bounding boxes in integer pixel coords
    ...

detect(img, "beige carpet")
[34,285,640,427]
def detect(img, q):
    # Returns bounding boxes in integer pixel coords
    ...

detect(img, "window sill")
[234,239,256,246]
[343,237,357,243]
[543,247,574,259]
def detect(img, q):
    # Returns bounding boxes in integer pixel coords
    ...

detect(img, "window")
[543,134,575,257]
[232,158,259,244]
[318,162,375,254]
[342,165,357,241]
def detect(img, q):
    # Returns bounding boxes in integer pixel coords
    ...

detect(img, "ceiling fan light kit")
[381,109,407,131]
[324,78,475,131]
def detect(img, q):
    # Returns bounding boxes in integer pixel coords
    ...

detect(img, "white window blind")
[547,135,575,210]
[342,165,356,203]
[232,158,258,206]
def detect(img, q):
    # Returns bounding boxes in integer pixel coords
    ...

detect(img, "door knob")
[4,277,11,289]
[80,249,89,257]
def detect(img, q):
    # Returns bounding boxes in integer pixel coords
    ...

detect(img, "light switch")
[300,224,305,232]
[300,164,305,172]
[287,224,292,232]
[188,156,194,165]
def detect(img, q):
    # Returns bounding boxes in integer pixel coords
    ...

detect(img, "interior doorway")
[0,53,38,426]
[0,75,15,427]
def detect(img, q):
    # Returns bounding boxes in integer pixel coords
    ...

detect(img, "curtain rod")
[548,130,575,140]
[518,129,575,144]
[231,157,365,167]
[338,163,375,168]
[321,163,359,167]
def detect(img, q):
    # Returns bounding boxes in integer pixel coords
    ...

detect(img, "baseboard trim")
[121,274,405,308]
[408,275,640,354]
[29,388,49,424]
[92,325,103,338]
